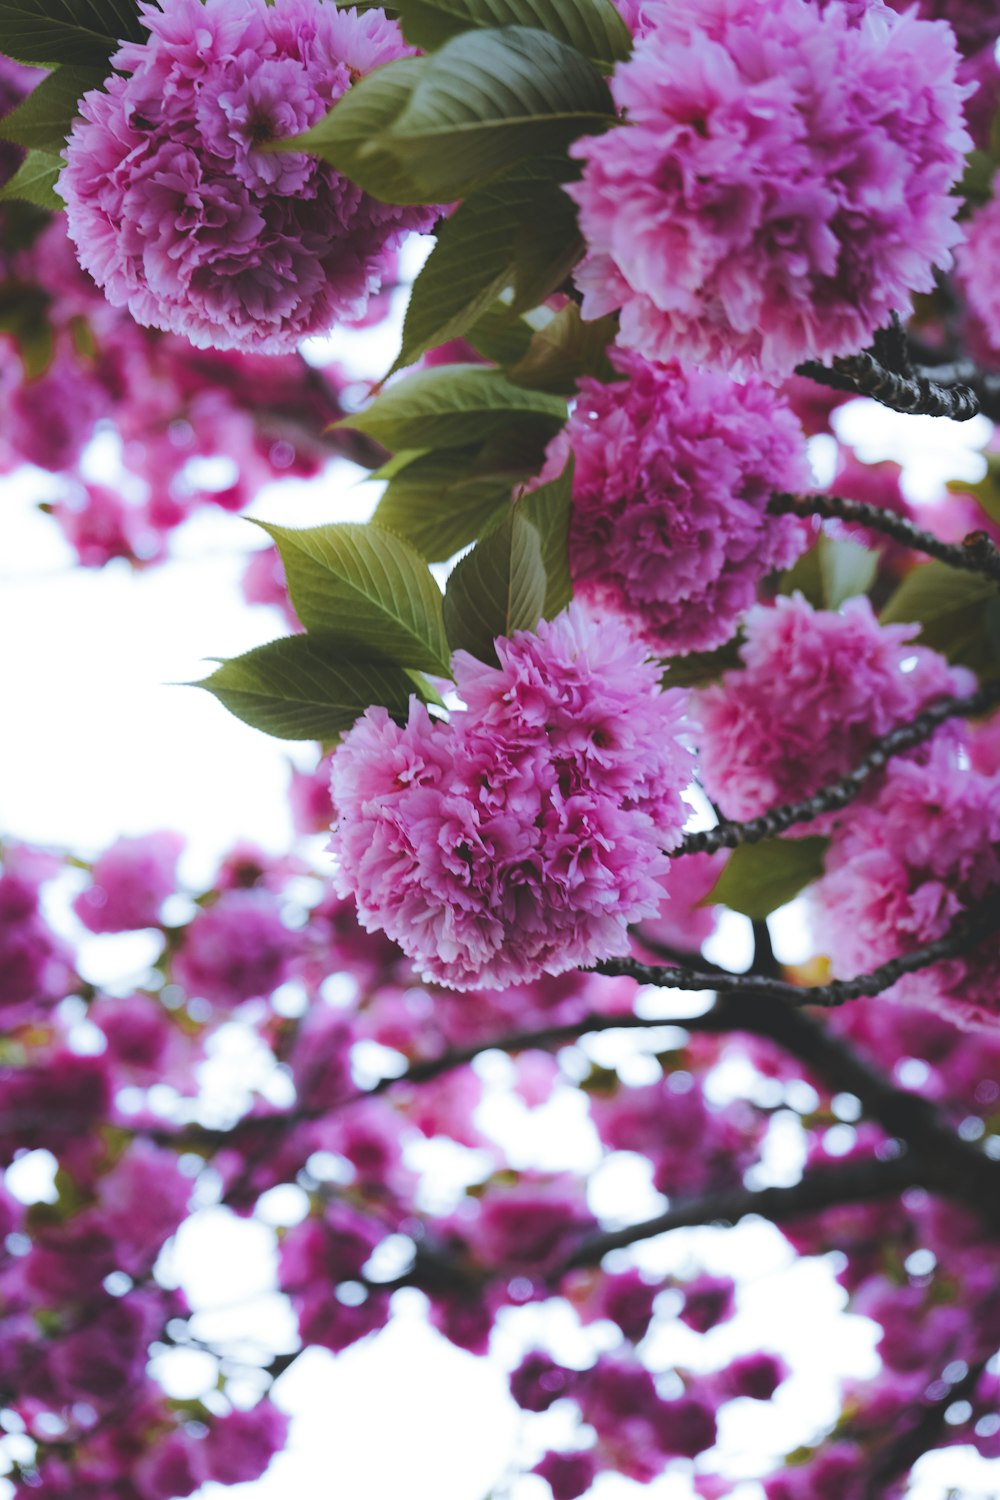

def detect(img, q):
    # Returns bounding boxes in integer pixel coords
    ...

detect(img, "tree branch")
[769,490,1000,585]
[674,679,1000,856]
[862,1356,994,1497]
[796,349,980,420]
[557,1156,925,1272]
[595,903,994,1011]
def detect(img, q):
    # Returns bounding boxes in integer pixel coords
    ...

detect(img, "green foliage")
[462,302,537,368]
[660,637,745,689]
[705,836,830,921]
[0,146,62,209]
[373,448,515,562]
[393,0,631,68]
[507,304,619,393]
[197,636,419,743]
[254,521,451,676]
[443,508,546,663]
[0,0,145,67]
[393,158,582,370]
[520,455,574,616]
[286,26,614,205]
[339,364,566,452]
[780,532,878,611]
[880,560,1000,679]
[948,458,1000,528]
[0,64,105,152]
[0,281,53,376]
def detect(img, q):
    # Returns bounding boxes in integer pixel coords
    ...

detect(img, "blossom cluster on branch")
[2,0,1000,1495]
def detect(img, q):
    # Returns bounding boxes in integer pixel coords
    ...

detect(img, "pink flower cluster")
[812,737,1000,1029]
[73,832,184,933]
[571,0,971,378]
[59,0,433,352]
[171,888,298,1008]
[331,605,692,989]
[0,218,364,568]
[547,351,810,653]
[0,852,74,1027]
[696,594,973,820]
[957,181,1000,356]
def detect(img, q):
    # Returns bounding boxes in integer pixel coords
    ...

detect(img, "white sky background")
[1,239,998,1497]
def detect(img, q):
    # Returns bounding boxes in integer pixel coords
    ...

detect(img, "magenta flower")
[812,738,1000,1031]
[171,888,296,1007]
[696,594,974,821]
[59,0,435,353]
[542,351,809,654]
[957,183,1000,356]
[73,831,184,933]
[330,605,692,990]
[569,0,970,379]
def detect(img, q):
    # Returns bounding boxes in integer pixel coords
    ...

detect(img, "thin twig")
[770,490,1000,585]
[595,904,995,1010]
[674,679,1000,855]
[863,1356,994,1497]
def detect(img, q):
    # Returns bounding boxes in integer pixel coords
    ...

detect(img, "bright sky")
[1,252,998,1497]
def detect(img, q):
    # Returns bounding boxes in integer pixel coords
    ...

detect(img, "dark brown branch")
[770,490,1000,585]
[863,1356,993,1497]
[595,903,995,1010]
[675,679,1000,855]
[797,348,980,420]
[558,1156,924,1272]
[913,360,1000,422]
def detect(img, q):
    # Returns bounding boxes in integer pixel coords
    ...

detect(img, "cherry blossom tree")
[1,1,1000,1497]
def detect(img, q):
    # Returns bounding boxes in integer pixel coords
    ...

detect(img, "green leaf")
[289,26,614,204]
[0,281,53,376]
[393,156,580,370]
[0,0,146,66]
[0,146,62,208]
[509,173,583,313]
[519,456,573,616]
[0,64,106,152]
[819,535,879,610]
[394,0,631,68]
[880,560,1000,678]
[780,532,878,611]
[254,521,451,676]
[196,635,417,743]
[461,302,536,368]
[443,508,546,662]
[660,636,744,689]
[948,457,1000,528]
[340,364,566,452]
[705,836,830,922]
[508,303,619,393]
[374,449,514,562]
[275,55,427,206]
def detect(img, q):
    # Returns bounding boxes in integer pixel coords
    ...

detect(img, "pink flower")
[542,351,809,654]
[957,181,1000,356]
[171,888,296,1006]
[885,0,1000,56]
[73,831,184,933]
[632,851,727,957]
[330,606,692,990]
[696,594,974,821]
[569,0,970,378]
[59,0,435,353]
[811,738,1000,1030]
[448,1173,595,1272]
[0,861,74,1026]
[201,1402,289,1486]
